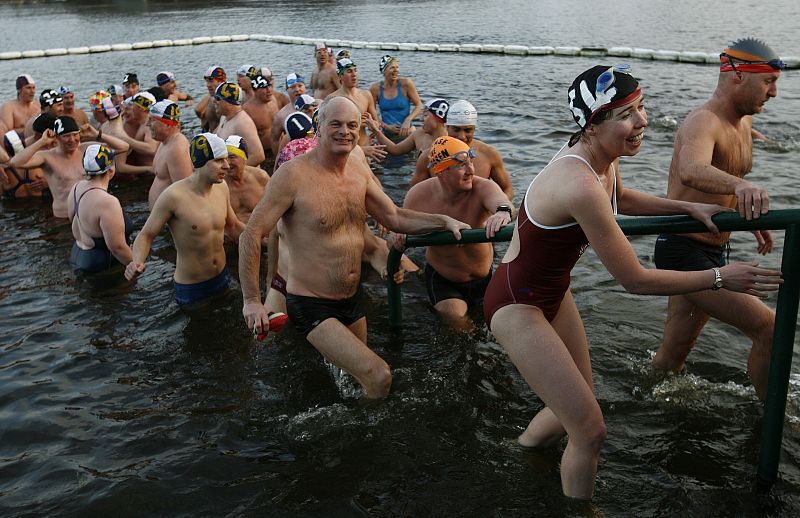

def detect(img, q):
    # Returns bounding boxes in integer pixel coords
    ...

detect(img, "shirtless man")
[97,97,153,177]
[9,116,129,218]
[123,92,159,168]
[1,75,39,135]
[195,66,226,132]
[269,73,308,154]
[213,82,265,167]
[108,85,125,107]
[390,136,513,328]
[1,128,48,199]
[310,44,340,100]
[243,75,282,160]
[58,86,91,137]
[411,99,514,201]
[236,64,256,103]
[147,100,192,208]
[156,71,193,105]
[365,98,449,158]
[325,58,379,147]
[223,135,269,224]
[652,38,784,400]
[240,97,468,399]
[126,132,245,306]
[122,73,140,99]
[23,89,64,144]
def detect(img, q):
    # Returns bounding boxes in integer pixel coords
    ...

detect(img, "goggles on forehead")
[720,53,785,72]
[429,147,477,173]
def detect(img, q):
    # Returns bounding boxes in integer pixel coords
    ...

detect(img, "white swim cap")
[446,99,477,126]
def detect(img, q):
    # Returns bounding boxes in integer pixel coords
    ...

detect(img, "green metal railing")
[386,209,800,491]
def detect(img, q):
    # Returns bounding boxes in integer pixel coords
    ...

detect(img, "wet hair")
[568,109,613,147]
[315,96,361,131]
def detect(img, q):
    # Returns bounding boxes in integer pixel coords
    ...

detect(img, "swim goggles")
[720,53,785,72]
[430,147,476,173]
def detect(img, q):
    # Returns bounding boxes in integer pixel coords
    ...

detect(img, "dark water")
[2,1,800,516]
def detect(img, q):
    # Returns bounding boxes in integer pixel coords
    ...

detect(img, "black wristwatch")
[495,205,512,216]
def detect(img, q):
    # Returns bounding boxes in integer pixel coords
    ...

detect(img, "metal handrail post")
[758,223,800,491]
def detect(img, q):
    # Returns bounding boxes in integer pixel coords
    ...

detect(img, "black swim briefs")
[286,289,366,338]
[424,263,492,307]
[654,234,728,271]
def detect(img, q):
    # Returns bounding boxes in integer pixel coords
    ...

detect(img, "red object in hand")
[257,311,288,341]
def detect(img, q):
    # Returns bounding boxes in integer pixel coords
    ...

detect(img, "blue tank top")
[378,81,411,127]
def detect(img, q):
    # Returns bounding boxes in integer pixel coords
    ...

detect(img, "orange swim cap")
[428,136,474,174]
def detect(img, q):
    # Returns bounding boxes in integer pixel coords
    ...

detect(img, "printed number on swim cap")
[221,84,236,98]
[54,119,64,134]
[95,147,111,167]
[192,136,210,158]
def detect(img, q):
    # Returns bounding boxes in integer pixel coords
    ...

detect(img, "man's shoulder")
[166,132,189,150]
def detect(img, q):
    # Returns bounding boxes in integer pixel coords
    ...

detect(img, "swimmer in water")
[126,132,245,306]
[482,64,782,499]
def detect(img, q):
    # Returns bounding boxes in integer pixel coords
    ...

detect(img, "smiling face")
[319,98,360,155]
[589,93,648,157]
[438,157,475,192]
[58,132,80,153]
[62,92,75,111]
[383,61,399,82]
[447,125,476,146]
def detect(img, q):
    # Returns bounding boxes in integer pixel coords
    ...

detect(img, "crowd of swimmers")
[0,37,788,499]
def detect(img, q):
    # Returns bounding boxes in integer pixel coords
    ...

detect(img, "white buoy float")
[678,51,707,63]
[504,45,529,55]
[653,50,680,61]
[481,44,505,54]
[459,44,483,53]
[631,47,655,59]
[607,46,633,57]
[554,46,581,56]
[1,34,795,70]
[21,50,46,58]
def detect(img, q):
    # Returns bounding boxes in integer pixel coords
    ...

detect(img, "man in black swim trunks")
[390,136,513,328]
[653,38,783,399]
[239,97,469,399]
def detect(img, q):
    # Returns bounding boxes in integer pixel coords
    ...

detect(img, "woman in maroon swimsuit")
[482,65,782,499]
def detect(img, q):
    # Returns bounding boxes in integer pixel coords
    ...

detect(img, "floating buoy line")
[1,34,797,68]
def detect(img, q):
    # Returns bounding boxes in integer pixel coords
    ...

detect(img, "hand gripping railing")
[386,209,800,491]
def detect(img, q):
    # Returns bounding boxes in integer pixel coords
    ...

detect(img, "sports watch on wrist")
[495,205,512,216]
[711,267,723,290]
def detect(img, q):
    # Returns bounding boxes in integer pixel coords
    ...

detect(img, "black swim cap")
[32,113,57,134]
[54,116,80,135]
[568,64,640,129]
